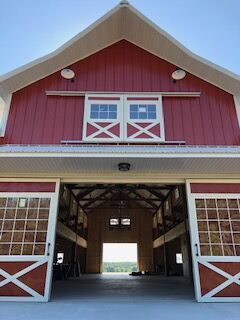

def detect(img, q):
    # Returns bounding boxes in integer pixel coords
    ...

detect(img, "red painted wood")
[1,40,239,146]
[198,263,227,296]
[19,263,47,296]
[87,123,99,136]
[127,97,159,101]
[211,262,240,276]
[199,262,240,297]
[0,262,35,275]
[0,282,32,297]
[88,97,120,100]
[108,124,120,136]
[0,261,48,297]
[0,182,56,192]
[214,283,240,297]
[191,183,240,194]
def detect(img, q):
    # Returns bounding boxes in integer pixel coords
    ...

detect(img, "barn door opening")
[102,243,137,273]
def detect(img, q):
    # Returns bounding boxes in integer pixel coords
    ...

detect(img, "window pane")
[139,112,147,119]
[121,218,131,225]
[109,104,117,112]
[100,104,108,112]
[148,112,156,119]
[139,105,147,112]
[148,105,156,112]
[99,112,108,119]
[109,112,117,119]
[90,112,99,119]
[130,104,138,112]
[130,112,138,119]
[110,218,119,225]
[91,104,99,112]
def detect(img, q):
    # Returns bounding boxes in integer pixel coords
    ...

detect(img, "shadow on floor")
[51,274,195,301]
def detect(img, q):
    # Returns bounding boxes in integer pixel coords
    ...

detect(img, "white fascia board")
[0,145,239,159]
[234,95,240,128]
[0,94,12,137]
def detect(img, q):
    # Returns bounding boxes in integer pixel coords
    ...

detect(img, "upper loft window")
[83,94,165,142]
[90,104,117,120]
[109,217,131,230]
[121,218,131,226]
[110,218,119,226]
[130,104,156,120]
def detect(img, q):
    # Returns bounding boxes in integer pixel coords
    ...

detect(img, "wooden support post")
[161,202,169,276]
[182,185,193,279]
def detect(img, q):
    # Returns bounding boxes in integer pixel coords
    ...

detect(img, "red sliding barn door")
[0,182,59,302]
[124,96,165,142]
[187,182,240,302]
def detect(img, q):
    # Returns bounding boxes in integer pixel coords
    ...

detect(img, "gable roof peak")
[0,1,239,96]
[119,0,130,5]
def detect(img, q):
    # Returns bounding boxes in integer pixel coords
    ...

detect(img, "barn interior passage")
[52,183,194,299]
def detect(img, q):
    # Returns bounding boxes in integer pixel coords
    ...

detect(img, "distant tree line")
[103,262,137,273]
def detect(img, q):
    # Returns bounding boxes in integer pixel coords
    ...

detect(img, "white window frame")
[82,94,124,142]
[82,94,165,143]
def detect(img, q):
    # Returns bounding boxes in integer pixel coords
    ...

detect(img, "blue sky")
[0,0,239,76]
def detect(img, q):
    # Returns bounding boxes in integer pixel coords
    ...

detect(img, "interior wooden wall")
[86,207,153,273]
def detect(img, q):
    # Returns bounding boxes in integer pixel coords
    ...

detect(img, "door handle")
[47,243,51,256]
[195,243,199,256]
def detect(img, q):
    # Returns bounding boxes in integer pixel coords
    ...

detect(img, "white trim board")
[45,91,201,97]
[0,94,12,137]
[234,95,240,128]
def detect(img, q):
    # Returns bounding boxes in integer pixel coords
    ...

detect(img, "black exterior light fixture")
[118,163,131,172]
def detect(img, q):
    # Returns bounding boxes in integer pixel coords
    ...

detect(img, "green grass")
[103,262,137,273]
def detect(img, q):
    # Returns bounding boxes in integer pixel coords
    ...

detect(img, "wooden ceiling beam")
[129,191,159,209]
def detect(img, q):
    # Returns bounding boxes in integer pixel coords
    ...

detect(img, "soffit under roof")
[0,2,240,98]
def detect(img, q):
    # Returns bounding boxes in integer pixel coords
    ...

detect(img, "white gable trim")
[0,94,12,137]
[233,95,240,128]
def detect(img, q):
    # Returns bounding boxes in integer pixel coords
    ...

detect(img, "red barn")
[0,1,240,303]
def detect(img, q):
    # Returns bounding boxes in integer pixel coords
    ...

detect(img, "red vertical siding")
[1,40,239,146]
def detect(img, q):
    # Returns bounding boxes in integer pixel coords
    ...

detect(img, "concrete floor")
[0,275,240,320]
